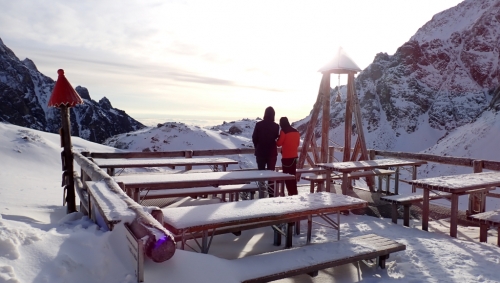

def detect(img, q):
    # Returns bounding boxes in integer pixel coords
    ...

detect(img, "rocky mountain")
[0,38,144,143]
[295,0,500,153]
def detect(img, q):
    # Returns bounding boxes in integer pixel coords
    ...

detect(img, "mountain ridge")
[0,38,144,143]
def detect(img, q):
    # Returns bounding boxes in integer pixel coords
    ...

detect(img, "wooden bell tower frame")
[297,48,373,191]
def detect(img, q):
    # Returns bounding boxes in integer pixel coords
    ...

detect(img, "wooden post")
[61,105,77,213]
[469,160,486,214]
[328,146,335,163]
[349,73,369,160]
[185,150,193,170]
[320,73,330,163]
[343,75,353,162]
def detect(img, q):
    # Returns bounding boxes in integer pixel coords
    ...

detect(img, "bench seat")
[235,233,406,283]
[381,192,451,226]
[302,169,396,193]
[140,183,260,202]
[467,210,500,246]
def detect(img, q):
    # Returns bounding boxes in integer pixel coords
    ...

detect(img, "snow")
[1,121,500,283]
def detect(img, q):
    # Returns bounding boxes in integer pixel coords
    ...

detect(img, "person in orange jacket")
[276,117,300,196]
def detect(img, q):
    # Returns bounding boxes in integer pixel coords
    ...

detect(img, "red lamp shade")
[48,69,83,107]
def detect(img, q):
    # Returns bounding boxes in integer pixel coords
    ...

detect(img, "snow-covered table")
[114,170,296,202]
[161,192,368,253]
[93,157,238,175]
[408,171,500,238]
[316,158,427,194]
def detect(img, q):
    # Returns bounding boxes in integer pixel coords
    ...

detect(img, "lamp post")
[47,69,83,214]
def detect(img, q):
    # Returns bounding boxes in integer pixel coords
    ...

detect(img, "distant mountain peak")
[22,58,38,71]
[0,40,145,143]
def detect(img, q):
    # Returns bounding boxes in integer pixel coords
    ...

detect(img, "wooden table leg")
[403,204,410,227]
[307,215,312,244]
[391,204,398,224]
[326,171,331,192]
[479,223,488,242]
[285,222,294,249]
[422,189,429,231]
[450,194,459,237]
[133,188,140,202]
[202,230,208,253]
[342,172,349,195]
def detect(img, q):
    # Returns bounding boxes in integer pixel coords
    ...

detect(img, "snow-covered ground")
[1,121,500,283]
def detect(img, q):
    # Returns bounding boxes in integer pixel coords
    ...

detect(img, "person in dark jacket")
[252,106,280,197]
[276,117,300,196]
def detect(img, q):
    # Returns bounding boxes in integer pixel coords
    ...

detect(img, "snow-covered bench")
[380,191,451,226]
[235,233,406,282]
[467,209,500,246]
[302,169,395,193]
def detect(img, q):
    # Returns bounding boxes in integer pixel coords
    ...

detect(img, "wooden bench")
[467,210,500,246]
[235,233,406,282]
[302,169,396,193]
[380,192,451,227]
[139,183,260,202]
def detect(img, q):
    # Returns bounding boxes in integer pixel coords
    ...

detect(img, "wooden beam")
[298,75,326,169]
[349,73,369,161]
[321,73,331,163]
[343,74,353,161]
[310,137,320,164]
[350,138,361,162]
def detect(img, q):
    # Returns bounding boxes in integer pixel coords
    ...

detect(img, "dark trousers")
[256,155,277,197]
[281,157,298,196]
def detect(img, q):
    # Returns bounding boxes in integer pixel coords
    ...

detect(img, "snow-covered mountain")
[295,0,500,157]
[0,38,144,143]
[103,120,259,169]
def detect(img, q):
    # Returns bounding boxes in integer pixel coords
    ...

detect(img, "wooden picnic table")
[408,171,500,238]
[316,158,427,194]
[113,170,296,202]
[93,157,239,175]
[161,192,368,253]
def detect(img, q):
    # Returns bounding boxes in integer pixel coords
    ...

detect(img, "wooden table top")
[161,192,368,233]
[408,171,500,193]
[114,170,296,189]
[316,158,427,172]
[93,157,238,168]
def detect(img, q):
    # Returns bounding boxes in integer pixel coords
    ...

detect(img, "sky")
[1,121,500,283]
[0,0,464,126]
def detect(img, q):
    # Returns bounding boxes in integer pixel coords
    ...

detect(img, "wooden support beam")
[349,72,369,161]
[298,75,325,169]
[343,75,353,162]
[310,137,320,164]
[320,73,331,163]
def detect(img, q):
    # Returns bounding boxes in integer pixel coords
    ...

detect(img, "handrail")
[73,151,176,263]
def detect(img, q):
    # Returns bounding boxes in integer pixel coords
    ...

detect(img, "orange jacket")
[276,130,300,158]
